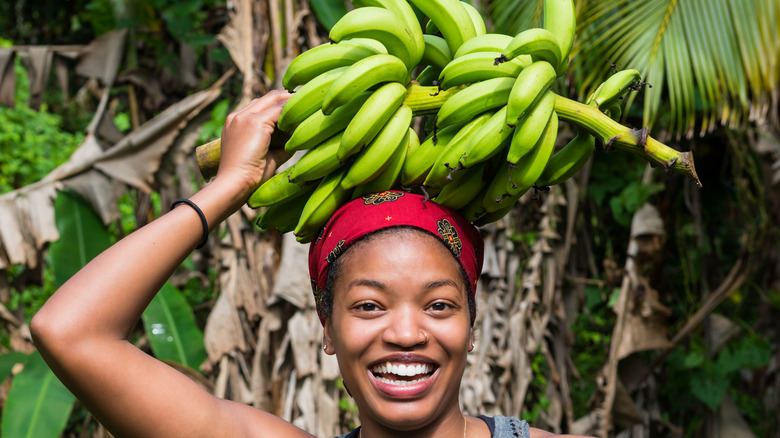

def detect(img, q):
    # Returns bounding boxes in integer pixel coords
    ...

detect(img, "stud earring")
[323,344,327,351]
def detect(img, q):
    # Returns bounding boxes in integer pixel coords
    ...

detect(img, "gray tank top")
[334,415,530,437]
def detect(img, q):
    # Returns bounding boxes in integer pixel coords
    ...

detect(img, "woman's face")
[323,229,474,432]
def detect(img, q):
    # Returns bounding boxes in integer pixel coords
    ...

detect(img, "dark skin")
[31,91,591,438]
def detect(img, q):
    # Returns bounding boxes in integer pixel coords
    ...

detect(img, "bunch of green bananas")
[241,0,696,243]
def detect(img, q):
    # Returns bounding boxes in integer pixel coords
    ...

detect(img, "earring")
[323,344,327,351]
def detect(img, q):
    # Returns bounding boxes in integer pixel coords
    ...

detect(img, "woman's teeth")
[371,363,433,386]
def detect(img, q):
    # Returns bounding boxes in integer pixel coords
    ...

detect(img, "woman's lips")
[368,361,439,398]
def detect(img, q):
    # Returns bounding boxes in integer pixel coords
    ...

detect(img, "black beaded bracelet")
[170,198,209,249]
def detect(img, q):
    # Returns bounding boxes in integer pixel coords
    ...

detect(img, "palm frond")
[567,0,780,139]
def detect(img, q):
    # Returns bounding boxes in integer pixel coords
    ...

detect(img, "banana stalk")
[195,84,700,187]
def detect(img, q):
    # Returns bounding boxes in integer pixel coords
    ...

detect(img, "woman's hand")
[215,90,293,201]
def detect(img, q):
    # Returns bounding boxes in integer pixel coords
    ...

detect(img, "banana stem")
[404,82,464,115]
[404,85,701,187]
[552,94,701,187]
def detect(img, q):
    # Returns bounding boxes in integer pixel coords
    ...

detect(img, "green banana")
[277,66,349,132]
[409,0,477,53]
[329,7,418,70]
[479,159,511,212]
[294,166,351,241]
[406,126,421,156]
[351,128,411,198]
[472,198,515,226]
[351,0,425,67]
[342,37,389,55]
[338,81,407,160]
[284,92,370,153]
[421,34,453,71]
[436,76,515,128]
[433,157,495,210]
[460,2,487,37]
[506,90,555,163]
[460,105,514,168]
[255,188,314,233]
[438,51,526,90]
[415,65,442,86]
[456,184,490,222]
[536,129,595,187]
[586,69,641,109]
[322,54,408,115]
[248,167,319,208]
[401,123,464,186]
[483,111,558,213]
[497,28,562,68]
[341,104,413,189]
[543,0,576,74]
[425,111,493,189]
[505,60,557,127]
[453,33,514,58]
[287,132,345,183]
[504,111,558,196]
[282,41,383,90]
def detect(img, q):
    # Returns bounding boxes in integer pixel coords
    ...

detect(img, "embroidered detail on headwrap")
[311,278,326,308]
[325,239,346,264]
[314,227,326,245]
[436,219,462,258]
[362,191,405,205]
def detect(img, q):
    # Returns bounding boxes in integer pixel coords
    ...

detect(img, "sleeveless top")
[334,415,530,438]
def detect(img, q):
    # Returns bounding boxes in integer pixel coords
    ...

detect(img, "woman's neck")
[357,410,488,438]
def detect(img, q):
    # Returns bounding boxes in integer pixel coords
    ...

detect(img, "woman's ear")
[468,327,475,352]
[322,320,336,355]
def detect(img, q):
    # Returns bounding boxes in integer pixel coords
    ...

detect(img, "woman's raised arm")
[30,91,312,438]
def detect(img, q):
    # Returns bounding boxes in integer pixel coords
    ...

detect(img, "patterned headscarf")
[308,191,484,326]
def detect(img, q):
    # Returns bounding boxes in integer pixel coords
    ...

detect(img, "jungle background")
[0,0,777,437]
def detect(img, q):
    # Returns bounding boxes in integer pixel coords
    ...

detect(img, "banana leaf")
[142,281,207,372]
[308,0,348,30]
[1,352,75,438]
[48,190,112,288]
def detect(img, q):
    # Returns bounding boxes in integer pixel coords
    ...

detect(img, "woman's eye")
[429,302,452,312]
[357,302,379,312]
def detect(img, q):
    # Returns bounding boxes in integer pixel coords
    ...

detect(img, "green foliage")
[308,0,349,31]
[142,282,208,371]
[1,352,75,438]
[0,106,83,194]
[571,283,616,418]
[197,99,231,143]
[664,332,771,414]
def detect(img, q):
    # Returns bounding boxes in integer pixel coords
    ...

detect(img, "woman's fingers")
[217,90,292,194]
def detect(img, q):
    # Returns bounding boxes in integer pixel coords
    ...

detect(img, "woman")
[31,91,588,438]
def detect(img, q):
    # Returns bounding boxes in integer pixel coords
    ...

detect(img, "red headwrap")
[308,191,484,326]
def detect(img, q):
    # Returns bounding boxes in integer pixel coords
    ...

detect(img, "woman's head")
[321,227,475,431]
[307,191,484,432]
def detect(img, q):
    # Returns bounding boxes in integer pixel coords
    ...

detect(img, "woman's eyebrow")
[424,279,462,291]
[347,278,386,291]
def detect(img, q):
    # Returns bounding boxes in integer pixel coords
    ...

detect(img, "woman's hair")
[321,226,476,324]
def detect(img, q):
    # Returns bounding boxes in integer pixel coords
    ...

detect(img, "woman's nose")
[381,307,427,347]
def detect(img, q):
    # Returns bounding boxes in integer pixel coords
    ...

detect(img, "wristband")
[170,198,209,249]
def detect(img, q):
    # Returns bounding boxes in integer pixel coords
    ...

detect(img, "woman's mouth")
[370,362,436,386]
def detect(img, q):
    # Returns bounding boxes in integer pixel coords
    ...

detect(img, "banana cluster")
[249,0,644,242]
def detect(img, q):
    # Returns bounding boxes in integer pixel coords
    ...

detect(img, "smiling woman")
[30,91,591,438]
